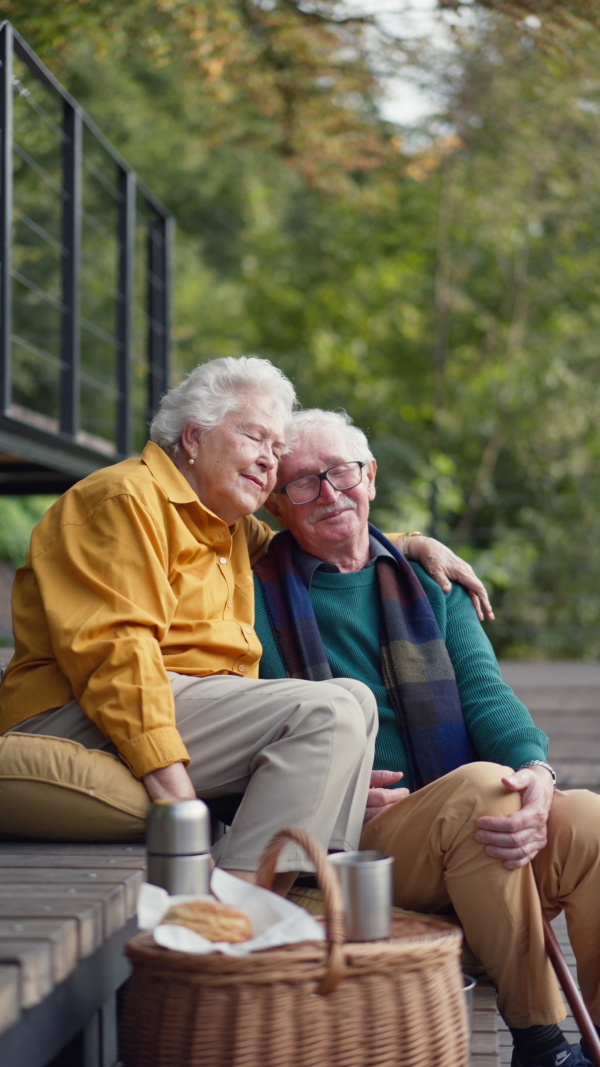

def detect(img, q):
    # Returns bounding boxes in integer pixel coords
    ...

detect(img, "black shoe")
[511,1044,593,1067]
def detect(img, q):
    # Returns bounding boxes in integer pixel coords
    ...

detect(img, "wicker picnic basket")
[120,827,469,1067]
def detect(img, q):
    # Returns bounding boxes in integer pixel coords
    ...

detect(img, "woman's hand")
[364,769,410,824]
[401,535,494,622]
[142,761,197,801]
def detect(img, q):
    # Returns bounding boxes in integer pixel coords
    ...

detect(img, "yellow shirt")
[0,443,273,778]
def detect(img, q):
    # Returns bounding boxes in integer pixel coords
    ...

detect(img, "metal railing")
[0,22,173,493]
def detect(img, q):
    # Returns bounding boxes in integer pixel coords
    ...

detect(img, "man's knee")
[547,788,600,854]
[443,761,521,819]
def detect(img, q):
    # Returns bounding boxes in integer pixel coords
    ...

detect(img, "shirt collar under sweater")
[292,533,395,590]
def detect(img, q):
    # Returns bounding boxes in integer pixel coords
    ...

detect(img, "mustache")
[308,498,357,524]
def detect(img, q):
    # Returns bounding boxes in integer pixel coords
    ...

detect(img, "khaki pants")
[360,761,600,1028]
[16,673,378,873]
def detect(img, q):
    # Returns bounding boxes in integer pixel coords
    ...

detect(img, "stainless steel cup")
[146,798,211,896]
[463,974,476,1032]
[327,850,394,941]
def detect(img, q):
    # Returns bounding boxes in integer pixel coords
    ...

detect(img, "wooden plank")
[0,867,143,916]
[499,661,600,686]
[0,918,78,984]
[472,1014,497,1033]
[546,763,600,789]
[534,713,600,728]
[0,851,146,869]
[0,917,137,1067]
[472,982,497,1010]
[0,965,19,1032]
[470,978,499,1064]
[547,739,600,758]
[507,690,600,712]
[0,896,101,957]
[471,1033,499,1056]
[0,843,145,857]
[0,938,53,1008]
[0,884,126,939]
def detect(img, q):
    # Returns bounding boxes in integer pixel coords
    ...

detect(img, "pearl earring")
[188,456,195,466]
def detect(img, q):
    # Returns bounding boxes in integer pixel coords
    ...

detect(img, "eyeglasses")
[273,461,367,505]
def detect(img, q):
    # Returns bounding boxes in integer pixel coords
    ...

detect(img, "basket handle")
[256,826,347,994]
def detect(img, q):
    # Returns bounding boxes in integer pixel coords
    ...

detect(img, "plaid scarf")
[254,525,476,788]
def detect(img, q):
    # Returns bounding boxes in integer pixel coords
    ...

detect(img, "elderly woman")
[0,357,381,881]
[0,356,489,881]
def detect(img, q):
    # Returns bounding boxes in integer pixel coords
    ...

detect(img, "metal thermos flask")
[146,798,211,896]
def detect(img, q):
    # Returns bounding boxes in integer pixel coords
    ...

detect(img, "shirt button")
[245,627,252,634]
[227,601,233,609]
[219,557,227,565]
[238,664,246,673]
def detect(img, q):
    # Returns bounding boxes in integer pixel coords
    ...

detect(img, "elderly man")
[254,408,600,1067]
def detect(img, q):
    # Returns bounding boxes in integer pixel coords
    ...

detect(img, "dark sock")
[510,1025,569,1065]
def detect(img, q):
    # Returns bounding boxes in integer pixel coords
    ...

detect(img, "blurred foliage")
[471,1,600,37]
[0,497,57,568]
[1,2,600,658]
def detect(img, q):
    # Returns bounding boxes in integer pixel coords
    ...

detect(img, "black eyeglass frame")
[273,460,368,505]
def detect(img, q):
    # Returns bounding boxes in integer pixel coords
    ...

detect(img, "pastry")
[162,898,253,943]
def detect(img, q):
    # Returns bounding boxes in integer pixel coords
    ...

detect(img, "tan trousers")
[360,761,600,1029]
[16,673,378,874]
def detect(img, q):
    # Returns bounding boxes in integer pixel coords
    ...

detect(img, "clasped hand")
[475,765,554,868]
[364,769,410,824]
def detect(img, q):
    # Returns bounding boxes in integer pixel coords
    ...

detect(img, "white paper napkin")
[137,869,325,956]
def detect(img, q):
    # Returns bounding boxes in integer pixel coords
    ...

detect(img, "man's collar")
[292,532,395,589]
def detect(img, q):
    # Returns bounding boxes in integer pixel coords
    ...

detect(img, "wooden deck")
[496,662,600,1065]
[0,843,146,1066]
[0,658,597,1065]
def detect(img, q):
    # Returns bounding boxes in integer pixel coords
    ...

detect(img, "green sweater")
[254,560,548,792]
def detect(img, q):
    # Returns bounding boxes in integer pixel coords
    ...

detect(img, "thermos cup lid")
[146,798,211,856]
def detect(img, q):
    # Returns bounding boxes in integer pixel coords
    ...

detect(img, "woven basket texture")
[120,827,469,1067]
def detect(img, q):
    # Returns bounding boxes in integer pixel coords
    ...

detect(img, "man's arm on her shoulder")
[248,520,493,620]
[392,534,494,621]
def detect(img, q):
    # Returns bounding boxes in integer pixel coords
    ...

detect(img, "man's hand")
[142,761,197,801]
[475,766,554,868]
[364,769,410,824]
[403,535,494,622]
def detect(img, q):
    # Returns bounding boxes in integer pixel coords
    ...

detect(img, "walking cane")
[541,912,600,1067]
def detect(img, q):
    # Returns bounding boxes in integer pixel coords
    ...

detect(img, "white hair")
[285,409,374,462]
[149,356,297,458]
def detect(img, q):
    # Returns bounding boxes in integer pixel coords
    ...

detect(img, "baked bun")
[162,899,253,943]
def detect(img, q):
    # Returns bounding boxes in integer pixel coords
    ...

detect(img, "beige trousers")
[360,761,600,1029]
[16,673,378,873]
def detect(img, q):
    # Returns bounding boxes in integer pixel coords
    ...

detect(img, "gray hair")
[285,409,374,462]
[149,356,297,458]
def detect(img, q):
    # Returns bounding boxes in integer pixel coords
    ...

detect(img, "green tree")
[3,2,600,661]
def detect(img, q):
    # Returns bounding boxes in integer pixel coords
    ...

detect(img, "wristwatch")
[518,759,557,789]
